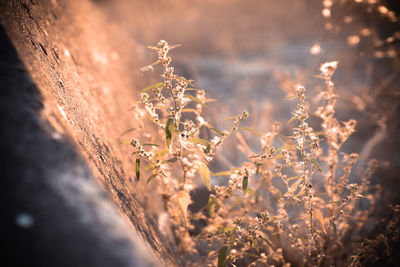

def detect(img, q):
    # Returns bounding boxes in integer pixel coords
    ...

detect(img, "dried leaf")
[315,208,326,234]
[197,162,211,190]
[177,190,191,222]
[285,178,302,196]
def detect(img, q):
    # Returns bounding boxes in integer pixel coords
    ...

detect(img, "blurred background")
[94,0,400,194]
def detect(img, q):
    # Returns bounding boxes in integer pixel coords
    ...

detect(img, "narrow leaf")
[208,196,217,217]
[168,44,182,50]
[142,143,159,147]
[287,116,298,125]
[175,75,194,86]
[146,45,159,50]
[177,190,191,222]
[299,250,304,265]
[139,82,163,93]
[198,162,211,190]
[147,174,157,184]
[310,158,322,172]
[243,175,249,195]
[238,127,263,136]
[166,118,175,148]
[163,157,178,163]
[285,178,302,196]
[315,209,326,234]
[277,144,297,152]
[261,237,276,252]
[224,116,236,121]
[185,94,204,106]
[135,159,140,181]
[181,108,197,113]
[212,171,231,176]
[218,246,228,267]
[189,138,210,147]
[331,221,337,235]
[205,123,224,135]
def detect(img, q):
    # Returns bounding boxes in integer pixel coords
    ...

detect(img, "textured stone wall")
[0,0,174,266]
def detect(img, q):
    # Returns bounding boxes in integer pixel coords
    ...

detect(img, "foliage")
[127,35,394,266]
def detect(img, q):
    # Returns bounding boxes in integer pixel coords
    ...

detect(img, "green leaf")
[166,118,176,148]
[261,237,276,252]
[189,138,210,147]
[248,154,263,159]
[298,250,304,265]
[119,128,136,137]
[285,95,297,100]
[229,197,242,210]
[162,157,178,163]
[146,45,159,50]
[238,127,263,136]
[147,174,157,184]
[277,144,297,152]
[198,162,211,190]
[154,149,169,159]
[287,116,298,125]
[174,75,194,86]
[212,171,231,176]
[218,246,228,267]
[181,108,197,113]
[139,82,164,93]
[310,158,322,172]
[208,196,217,217]
[135,159,140,181]
[243,175,249,195]
[331,221,337,235]
[224,116,236,121]
[205,123,224,136]
[312,74,329,80]
[168,44,182,50]
[185,94,204,106]
[142,143,159,147]
[252,239,259,251]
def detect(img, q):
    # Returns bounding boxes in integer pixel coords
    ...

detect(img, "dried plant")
[127,40,386,266]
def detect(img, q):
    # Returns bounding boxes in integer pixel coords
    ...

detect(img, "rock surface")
[0,0,175,266]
